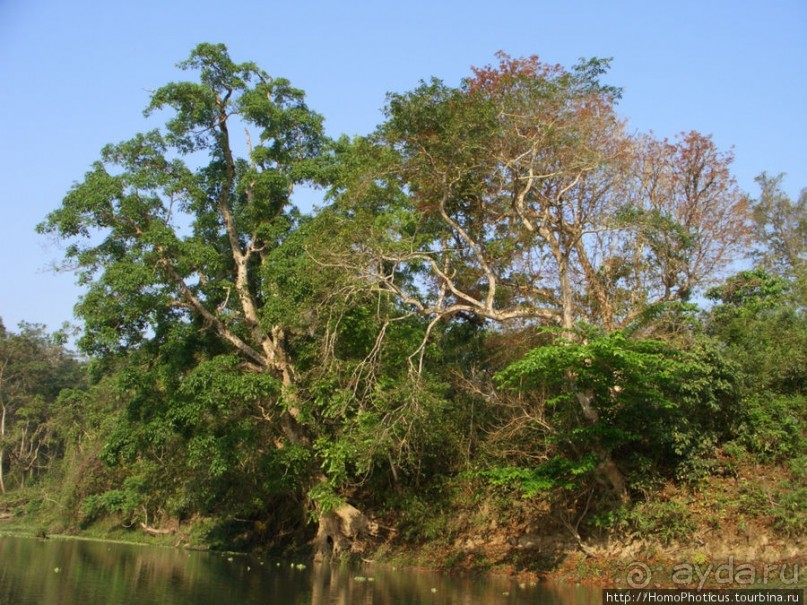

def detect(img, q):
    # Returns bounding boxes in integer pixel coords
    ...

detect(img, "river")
[0,535,600,604]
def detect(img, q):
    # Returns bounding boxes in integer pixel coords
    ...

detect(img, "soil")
[360,461,805,588]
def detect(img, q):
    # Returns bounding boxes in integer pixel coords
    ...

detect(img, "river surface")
[0,535,600,604]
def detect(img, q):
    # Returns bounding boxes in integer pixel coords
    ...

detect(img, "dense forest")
[2,44,804,573]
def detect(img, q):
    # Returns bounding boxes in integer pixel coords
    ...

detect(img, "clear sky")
[1,0,805,337]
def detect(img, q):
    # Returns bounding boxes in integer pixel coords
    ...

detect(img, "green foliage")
[706,269,790,310]
[737,481,771,516]
[704,269,806,474]
[771,483,807,537]
[32,43,335,542]
[623,500,696,544]
[0,320,86,492]
[750,173,806,303]
[496,330,741,486]
[81,485,142,526]
[707,270,806,395]
[483,454,599,497]
[588,499,698,545]
[386,491,453,545]
[735,394,805,462]
[307,481,342,516]
[497,330,682,411]
[25,44,806,558]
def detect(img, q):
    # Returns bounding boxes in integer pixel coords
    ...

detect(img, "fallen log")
[139,522,175,536]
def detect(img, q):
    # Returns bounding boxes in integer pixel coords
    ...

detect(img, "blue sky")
[1,0,805,337]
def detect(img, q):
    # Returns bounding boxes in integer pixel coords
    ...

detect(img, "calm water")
[0,535,599,604]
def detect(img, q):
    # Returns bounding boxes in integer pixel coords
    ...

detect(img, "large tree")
[750,173,806,304]
[328,54,750,337]
[325,54,752,499]
[38,44,341,546]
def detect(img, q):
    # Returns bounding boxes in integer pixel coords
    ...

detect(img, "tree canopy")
[21,43,805,558]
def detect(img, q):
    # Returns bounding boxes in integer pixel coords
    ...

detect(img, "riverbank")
[2,457,804,589]
[352,457,806,588]
[2,515,802,590]
[365,524,804,589]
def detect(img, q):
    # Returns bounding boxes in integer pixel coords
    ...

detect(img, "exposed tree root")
[313,503,369,562]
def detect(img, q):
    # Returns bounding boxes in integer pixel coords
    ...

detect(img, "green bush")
[737,482,771,517]
[735,394,805,463]
[771,483,807,537]
[625,500,696,544]
[482,455,599,497]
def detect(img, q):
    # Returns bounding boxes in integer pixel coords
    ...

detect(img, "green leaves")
[751,173,806,286]
[483,454,600,497]
[706,269,806,395]
[497,330,679,406]
[706,268,790,310]
[176,355,280,421]
[31,44,804,553]
[177,43,259,91]
[0,320,86,492]
[495,329,743,485]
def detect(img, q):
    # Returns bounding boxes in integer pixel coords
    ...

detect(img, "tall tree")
[326,54,751,498]
[624,132,752,308]
[38,44,333,543]
[328,55,750,337]
[750,173,806,303]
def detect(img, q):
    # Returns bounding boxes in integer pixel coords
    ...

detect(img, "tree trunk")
[575,389,629,503]
[558,256,576,336]
[313,502,370,562]
[0,404,5,494]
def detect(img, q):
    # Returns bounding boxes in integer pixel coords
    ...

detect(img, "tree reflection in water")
[0,536,599,604]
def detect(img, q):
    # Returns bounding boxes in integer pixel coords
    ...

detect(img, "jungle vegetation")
[2,44,804,563]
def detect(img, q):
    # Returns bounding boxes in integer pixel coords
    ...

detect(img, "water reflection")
[0,536,599,604]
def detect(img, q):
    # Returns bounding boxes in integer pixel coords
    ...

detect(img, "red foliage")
[468,51,563,94]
